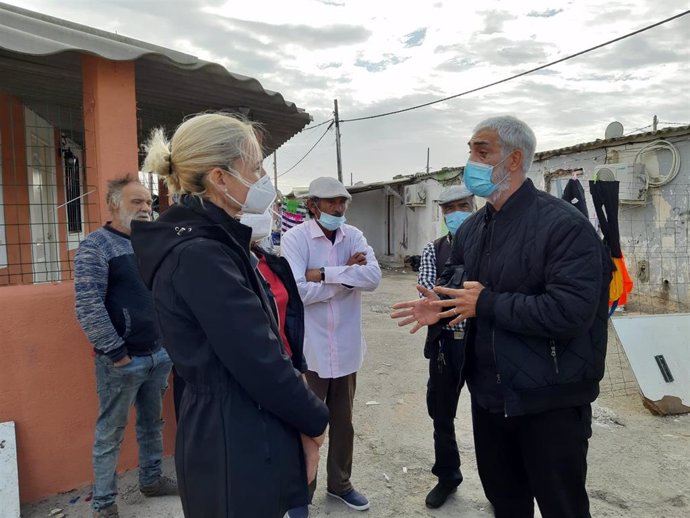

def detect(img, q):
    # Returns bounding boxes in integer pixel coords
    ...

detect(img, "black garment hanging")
[589,180,622,258]
[562,178,589,218]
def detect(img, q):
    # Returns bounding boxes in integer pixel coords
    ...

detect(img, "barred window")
[62,145,82,233]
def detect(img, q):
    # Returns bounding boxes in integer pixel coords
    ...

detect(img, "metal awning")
[534,125,690,161]
[347,177,411,194]
[346,167,462,194]
[0,2,311,153]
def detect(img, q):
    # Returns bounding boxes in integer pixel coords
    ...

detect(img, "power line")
[340,9,690,123]
[300,118,335,131]
[624,124,652,136]
[278,122,334,178]
[625,120,690,135]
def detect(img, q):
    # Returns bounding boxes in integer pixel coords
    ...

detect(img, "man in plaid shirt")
[417,185,475,509]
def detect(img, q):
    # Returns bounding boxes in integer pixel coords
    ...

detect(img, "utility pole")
[334,99,343,183]
[350,172,353,186]
[652,114,658,132]
[273,151,277,190]
[426,147,430,175]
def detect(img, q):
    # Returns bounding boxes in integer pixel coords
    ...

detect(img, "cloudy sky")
[7,0,690,191]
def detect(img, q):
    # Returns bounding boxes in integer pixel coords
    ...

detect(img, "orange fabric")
[618,256,634,305]
[610,267,624,303]
[610,256,633,306]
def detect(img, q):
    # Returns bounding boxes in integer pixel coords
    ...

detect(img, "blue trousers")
[92,349,172,511]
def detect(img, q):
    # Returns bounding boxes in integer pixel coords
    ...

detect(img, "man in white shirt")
[281,177,381,513]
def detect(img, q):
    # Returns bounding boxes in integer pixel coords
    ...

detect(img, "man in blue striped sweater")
[74,176,177,518]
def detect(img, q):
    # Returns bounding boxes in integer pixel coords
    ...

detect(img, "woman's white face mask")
[240,208,274,241]
[222,168,277,214]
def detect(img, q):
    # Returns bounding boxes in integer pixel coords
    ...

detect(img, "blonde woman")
[131,113,328,518]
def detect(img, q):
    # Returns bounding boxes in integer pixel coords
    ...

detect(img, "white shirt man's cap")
[308,177,352,200]
[438,184,473,206]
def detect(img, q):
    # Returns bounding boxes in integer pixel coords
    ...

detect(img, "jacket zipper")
[495,326,508,417]
[550,339,559,374]
[487,218,500,387]
[492,328,500,385]
[457,320,470,392]
[486,218,507,417]
[257,404,272,462]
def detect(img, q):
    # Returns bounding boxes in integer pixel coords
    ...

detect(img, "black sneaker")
[92,503,119,518]
[140,475,179,497]
[286,505,309,518]
[425,483,457,509]
[326,488,370,511]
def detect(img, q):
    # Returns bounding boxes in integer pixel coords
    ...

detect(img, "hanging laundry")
[612,255,634,306]
[589,179,622,257]
[562,177,589,218]
[281,199,308,233]
[589,178,633,313]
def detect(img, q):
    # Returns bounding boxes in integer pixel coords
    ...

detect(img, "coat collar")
[178,195,253,249]
[489,178,537,218]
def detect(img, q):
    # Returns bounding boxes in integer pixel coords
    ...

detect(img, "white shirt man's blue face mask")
[318,211,346,231]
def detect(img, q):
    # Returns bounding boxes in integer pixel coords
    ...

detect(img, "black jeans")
[426,330,465,488]
[472,402,592,518]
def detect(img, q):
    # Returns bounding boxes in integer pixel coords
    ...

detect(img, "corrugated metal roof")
[347,176,410,194]
[535,125,690,160]
[347,167,462,194]
[0,2,311,153]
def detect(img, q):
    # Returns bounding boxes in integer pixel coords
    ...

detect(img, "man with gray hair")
[74,176,177,518]
[417,184,475,508]
[393,116,610,517]
[281,177,381,514]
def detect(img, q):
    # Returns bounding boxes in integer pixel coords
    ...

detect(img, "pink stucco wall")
[0,282,176,503]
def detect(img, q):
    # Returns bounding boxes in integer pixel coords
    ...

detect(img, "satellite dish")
[605,121,624,139]
[594,166,617,182]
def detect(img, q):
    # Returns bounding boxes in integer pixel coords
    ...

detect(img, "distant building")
[345,168,464,266]
[345,125,690,313]
[528,125,690,313]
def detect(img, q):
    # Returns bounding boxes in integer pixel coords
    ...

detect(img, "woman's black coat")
[132,197,328,518]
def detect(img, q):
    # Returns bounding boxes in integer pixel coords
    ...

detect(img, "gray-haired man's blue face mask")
[464,154,511,198]
[444,211,471,235]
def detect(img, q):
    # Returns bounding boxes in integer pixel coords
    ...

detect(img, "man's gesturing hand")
[390,285,443,334]
[430,281,485,326]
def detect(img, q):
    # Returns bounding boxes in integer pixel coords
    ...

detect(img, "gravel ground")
[23,270,690,518]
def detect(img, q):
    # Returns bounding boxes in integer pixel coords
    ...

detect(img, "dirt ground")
[24,270,690,518]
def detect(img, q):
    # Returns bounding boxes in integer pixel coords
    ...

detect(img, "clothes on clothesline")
[562,178,589,218]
